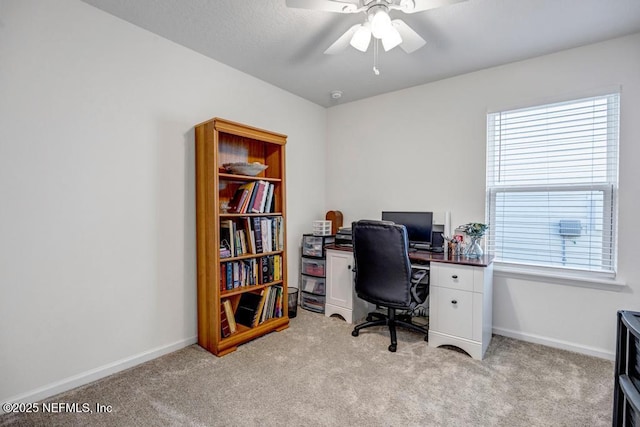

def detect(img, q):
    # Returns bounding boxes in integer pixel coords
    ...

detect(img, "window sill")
[494,263,626,291]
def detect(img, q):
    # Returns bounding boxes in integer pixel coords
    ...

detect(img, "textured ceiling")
[81,0,640,107]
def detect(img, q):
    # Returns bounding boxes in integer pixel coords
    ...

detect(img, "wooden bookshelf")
[195,117,289,356]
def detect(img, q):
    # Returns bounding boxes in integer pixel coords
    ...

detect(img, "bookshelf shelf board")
[219,173,282,183]
[219,213,283,218]
[221,281,284,298]
[220,250,284,262]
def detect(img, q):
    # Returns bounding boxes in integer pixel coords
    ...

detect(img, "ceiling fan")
[285,0,465,55]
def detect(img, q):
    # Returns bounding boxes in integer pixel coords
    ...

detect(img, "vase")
[465,236,484,258]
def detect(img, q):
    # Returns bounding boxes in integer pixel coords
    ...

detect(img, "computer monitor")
[381,211,433,250]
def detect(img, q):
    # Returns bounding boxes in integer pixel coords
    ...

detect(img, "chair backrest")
[352,220,413,309]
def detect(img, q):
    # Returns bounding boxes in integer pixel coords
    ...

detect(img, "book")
[220,302,231,338]
[264,182,274,213]
[267,219,273,252]
[258,181,270,213]
[232,262,240,288]
[222,299,237,334]
[253,289,269,327]
[264,286,278,322]
[274,285,283,318]
[227,187,245,213]
[226,263,233,290]
[277,217,284,250]
[274,255,281,281]
[220,220,235,257]
[243,217,255,254]
[261,256,270,284]
[234,230,242,256]
[268,255,274,282]
[220,264,226,291]
[261,287,273,324]
[235,291,264,328]
[261,218,271,252]
[251,259,262,285]
[238,182,256,213]
[228,182,253,213]
[250,181,267,213]
[252,217,263,253]
[237,229,247,255]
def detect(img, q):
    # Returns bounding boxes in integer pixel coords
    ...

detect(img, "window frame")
[485,92,621,286]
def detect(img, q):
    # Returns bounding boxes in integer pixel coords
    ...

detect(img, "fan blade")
[398,0,466,13]
[285,0,359,13]
[324,24,361,54]
[392,19,426,53]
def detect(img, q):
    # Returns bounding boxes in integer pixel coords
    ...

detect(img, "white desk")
[323,244,494,360]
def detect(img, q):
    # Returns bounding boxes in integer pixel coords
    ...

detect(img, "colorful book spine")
[274,255,281,281]
[264,183,274,213]
[226,263,233,291]
[222,299,237,334]
[250,181,266,213]
[261,256,270,284]
[252,217,263,253]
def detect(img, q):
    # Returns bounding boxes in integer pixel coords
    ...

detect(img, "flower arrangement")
[459,222,488,238]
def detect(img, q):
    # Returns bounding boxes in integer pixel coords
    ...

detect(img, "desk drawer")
[430,286,473,340]
[431,263,474,292]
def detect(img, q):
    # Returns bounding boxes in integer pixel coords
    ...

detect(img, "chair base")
[351,307,428,352]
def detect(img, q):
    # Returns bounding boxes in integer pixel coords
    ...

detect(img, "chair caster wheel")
[352,330,359,337]
[424,335,428,342]
[388,344,397,352]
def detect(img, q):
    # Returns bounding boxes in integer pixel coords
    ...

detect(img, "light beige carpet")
[1,309,614,426]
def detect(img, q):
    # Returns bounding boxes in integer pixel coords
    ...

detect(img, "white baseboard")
[2,336,198,410]
[492,327,614,361]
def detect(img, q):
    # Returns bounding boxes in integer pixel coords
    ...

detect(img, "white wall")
[1,0,637,406]
[0,0,326,403]
[327,32,640,358]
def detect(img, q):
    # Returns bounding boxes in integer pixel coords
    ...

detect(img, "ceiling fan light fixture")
[370,7,392,39]
[350,22,372,52]
[381,26,402,51]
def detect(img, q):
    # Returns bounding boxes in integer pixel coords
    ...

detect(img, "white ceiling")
[81,0,640,107]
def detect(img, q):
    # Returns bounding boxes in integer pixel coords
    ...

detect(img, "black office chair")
[350,220,429,352]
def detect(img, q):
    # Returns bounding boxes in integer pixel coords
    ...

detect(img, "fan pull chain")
[373,39,380,75]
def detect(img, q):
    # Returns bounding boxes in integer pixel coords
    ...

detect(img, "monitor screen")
[381,211,433,249]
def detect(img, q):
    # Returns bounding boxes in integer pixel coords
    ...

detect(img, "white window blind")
[486,93,619,276]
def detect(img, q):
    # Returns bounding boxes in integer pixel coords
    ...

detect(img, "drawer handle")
[451,300,458,305]
[451,275,458,279]
[348,265,351,270]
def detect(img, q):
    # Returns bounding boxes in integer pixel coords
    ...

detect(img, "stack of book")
[227,181,276,214]
[220,254,283,291]
[231,285,284,329]
[220,217,284,258]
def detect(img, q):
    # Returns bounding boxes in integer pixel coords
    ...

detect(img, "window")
[486,93,619,278]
